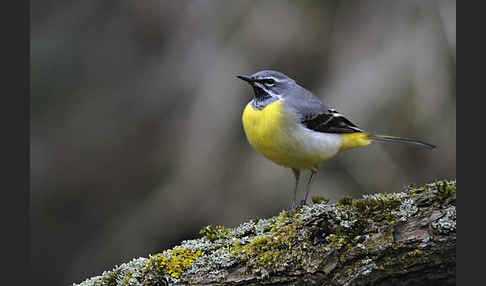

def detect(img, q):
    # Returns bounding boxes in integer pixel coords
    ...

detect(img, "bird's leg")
[289,168,300,212]
[301,169,317,205]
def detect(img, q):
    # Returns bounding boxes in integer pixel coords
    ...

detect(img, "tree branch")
[73,179,456,286]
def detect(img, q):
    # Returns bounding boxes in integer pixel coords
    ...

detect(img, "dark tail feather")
[368,134,436,149]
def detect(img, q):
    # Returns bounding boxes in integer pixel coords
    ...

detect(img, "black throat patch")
[251,86,277,109]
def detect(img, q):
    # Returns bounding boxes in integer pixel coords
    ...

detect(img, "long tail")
[367,134,436,149]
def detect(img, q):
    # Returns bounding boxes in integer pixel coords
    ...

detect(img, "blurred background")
[30,1,455,285]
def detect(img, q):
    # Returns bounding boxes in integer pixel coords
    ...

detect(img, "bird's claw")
[289,201,300,214]
[289,199,309,214]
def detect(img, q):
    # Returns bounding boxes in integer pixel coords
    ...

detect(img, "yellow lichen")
[144,248,203,279]
[405,249,424,257]
[199,225,230,241]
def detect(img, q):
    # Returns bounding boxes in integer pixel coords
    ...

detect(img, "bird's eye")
[264,78,275,85]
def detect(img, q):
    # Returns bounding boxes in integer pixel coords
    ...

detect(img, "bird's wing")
[301,108,363,133]
[285,86,363,134]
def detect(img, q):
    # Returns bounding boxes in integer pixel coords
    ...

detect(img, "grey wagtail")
[237,70,435,211]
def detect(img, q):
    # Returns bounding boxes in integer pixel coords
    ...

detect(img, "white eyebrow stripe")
[271,76,284,82]
[257,76,278,82]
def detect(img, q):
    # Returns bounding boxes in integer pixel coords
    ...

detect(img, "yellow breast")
[242,101,292,166]
[242,100,323,169]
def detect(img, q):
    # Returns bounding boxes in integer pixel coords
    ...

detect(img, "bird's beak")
[236,75,254,83]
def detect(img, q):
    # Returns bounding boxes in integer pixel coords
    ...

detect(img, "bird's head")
[237,70,295,100]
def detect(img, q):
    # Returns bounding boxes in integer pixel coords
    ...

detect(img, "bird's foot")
[288,199,309,214]
[289,202,298,213]
[288,200,300,214]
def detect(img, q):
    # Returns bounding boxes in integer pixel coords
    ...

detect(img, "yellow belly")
[242,101,324,169]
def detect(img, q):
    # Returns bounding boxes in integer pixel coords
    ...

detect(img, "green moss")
[199,225,230,242]
[268,210,294,234]
[435,180,456,202]
[375,247,429,275]
[335,212,369,239]
[338,196,354,206]
[312,195,329,204]
[362,233,394,253]
[231,211,301,271]
[143,248,203,280]
[354,198,401,217]
[120,270,134,285]
[100,271,118,286]
[351,194,403,226]
[243,236,285,266]
[327,234,348,250]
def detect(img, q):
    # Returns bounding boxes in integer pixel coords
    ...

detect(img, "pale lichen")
[392,198,418,222]
[298,202,331,222]
[179,237,215,253]
[359,257,378,276]
[432,206,456,234]
[183,249,237,281]
[332,206,358,229]
[254,217,275,235]
[361,192,408,201]
[73,257,148,286]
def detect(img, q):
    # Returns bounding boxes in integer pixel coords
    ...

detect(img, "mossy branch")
[73,179,456,286]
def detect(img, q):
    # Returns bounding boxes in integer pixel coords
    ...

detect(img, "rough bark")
[73,179,456,286]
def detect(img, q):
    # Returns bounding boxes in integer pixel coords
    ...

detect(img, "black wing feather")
[302,109,363,134]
